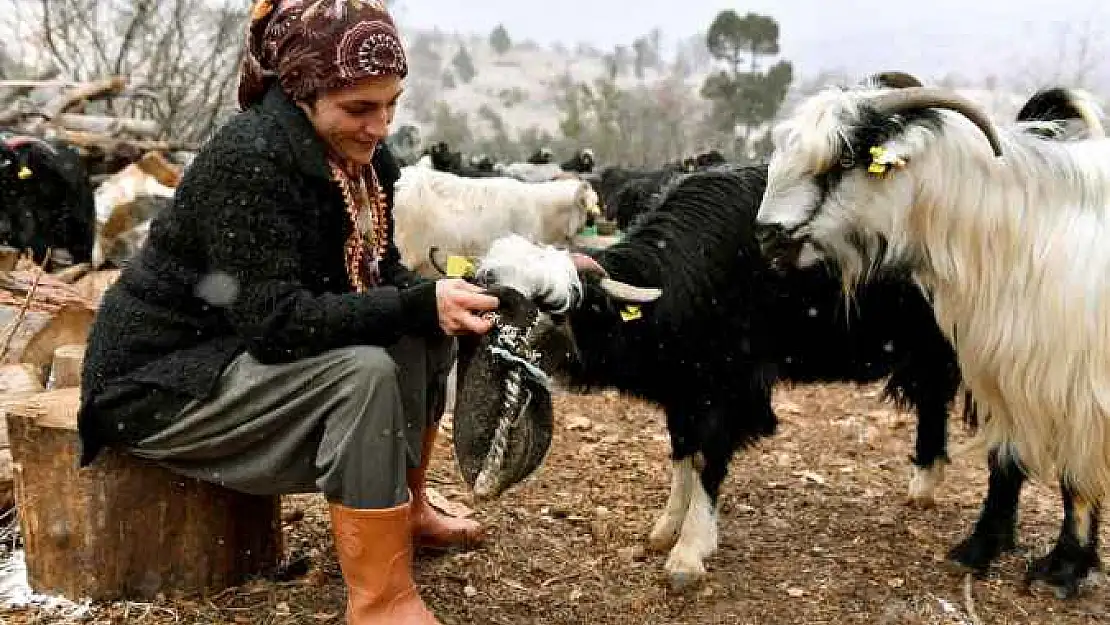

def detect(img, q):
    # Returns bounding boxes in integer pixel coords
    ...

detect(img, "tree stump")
[8,388,283,601]
[0,363,44,510]
[45,343,84,389]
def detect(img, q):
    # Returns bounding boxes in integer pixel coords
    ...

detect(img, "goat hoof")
[946,531,1015,575]
[666,569,705,594]
[905,494,936,510]
[664,549,706,592]
[1024,547,1100,599]
[647,518,682,552]
[906,464,944,507]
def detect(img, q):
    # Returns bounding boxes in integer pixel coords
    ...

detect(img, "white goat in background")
[393,164,601,277]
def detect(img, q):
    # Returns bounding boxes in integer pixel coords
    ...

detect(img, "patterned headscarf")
[240,0,407,291]
[238,0,408,110]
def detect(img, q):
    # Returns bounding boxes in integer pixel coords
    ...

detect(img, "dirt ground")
[4,382,1108,624]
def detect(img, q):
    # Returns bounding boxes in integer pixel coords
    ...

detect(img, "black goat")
[526,147,554,164]
[591,151,730,227]
[453,164,962,591]
[420,141,505,178]
[560,148,596,174]
[0,133,95,268]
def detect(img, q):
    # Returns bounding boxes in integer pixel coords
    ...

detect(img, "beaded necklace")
[330,161,391,292]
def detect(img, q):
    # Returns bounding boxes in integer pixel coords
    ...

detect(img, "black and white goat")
[452,164,969,590]
[561,148,596,174]
[754,82,1109,598]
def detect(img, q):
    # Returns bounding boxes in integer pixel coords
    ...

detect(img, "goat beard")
[452,331,554,501]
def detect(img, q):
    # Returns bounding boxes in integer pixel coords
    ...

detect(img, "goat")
[527,147,554,164]
[502,161,570,183]
[0,133,95,269]
[91,161,176,269]
[450,163,967,590]
[591,151,732,228]
[392,165,601,277]
[754,83,1110,598]
[560,148,596,174]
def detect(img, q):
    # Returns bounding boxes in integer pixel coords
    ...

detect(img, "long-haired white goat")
[754,83,1110,599]
[393,165,601,276]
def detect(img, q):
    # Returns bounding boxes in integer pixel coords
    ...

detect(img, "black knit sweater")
[77,84,440,466]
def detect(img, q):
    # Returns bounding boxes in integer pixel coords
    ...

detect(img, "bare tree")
[1008,20,1108,91]
[2,0,248,142]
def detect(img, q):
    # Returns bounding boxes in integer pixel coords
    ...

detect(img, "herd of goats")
[2,70,1109,605]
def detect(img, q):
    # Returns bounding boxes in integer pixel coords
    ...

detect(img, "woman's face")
[302,74,403,167]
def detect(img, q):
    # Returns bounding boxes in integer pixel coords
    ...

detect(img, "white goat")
[501,162,571,183]
[754,84,1110,597]
[393,165,601,276]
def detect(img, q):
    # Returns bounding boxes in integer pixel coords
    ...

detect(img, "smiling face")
[300,74,403,167]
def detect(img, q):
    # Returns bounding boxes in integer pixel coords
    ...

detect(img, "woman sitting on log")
[76,1,498,622]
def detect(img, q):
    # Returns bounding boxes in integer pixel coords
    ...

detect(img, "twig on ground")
[963,573,983,625]
[0,249,52,362]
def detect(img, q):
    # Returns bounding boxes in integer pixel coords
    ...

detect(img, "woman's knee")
[328,345,399,382]
[322,346,406,428]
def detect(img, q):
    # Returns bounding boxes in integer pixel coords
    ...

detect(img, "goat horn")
[599,277,662,303]
[428,247,450,276]
[866,87,1003,157]
[867,71,923,89]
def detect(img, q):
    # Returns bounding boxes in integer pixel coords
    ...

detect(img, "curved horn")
[599,277,662,303]
[867,71,923,89]
[569,252,608,277]
[866,87,1003,157]
[428,246,450,276]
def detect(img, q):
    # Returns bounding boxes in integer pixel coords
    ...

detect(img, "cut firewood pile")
[0,74,198,179]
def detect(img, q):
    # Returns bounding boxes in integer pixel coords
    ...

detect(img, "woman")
[76,1,496,622]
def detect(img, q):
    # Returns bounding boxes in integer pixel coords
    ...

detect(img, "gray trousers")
[129,336,456,509]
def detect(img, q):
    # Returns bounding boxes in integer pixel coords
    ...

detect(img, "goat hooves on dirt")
[647,519,682,552]
[1024,544,1101,600]
[947,531,1017,574]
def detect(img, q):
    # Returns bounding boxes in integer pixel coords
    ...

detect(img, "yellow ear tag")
[17,166,32,179]
[445,255,475,278]
[867,145,906,176]
[620,305,642,322]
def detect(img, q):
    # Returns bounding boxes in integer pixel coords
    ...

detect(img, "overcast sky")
[391,0,1110,85]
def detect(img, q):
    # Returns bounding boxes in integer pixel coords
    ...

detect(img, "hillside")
[390,28,1097,154]
[392,30,713,144]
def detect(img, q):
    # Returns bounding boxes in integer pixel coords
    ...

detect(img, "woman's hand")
[435,279,500,336]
